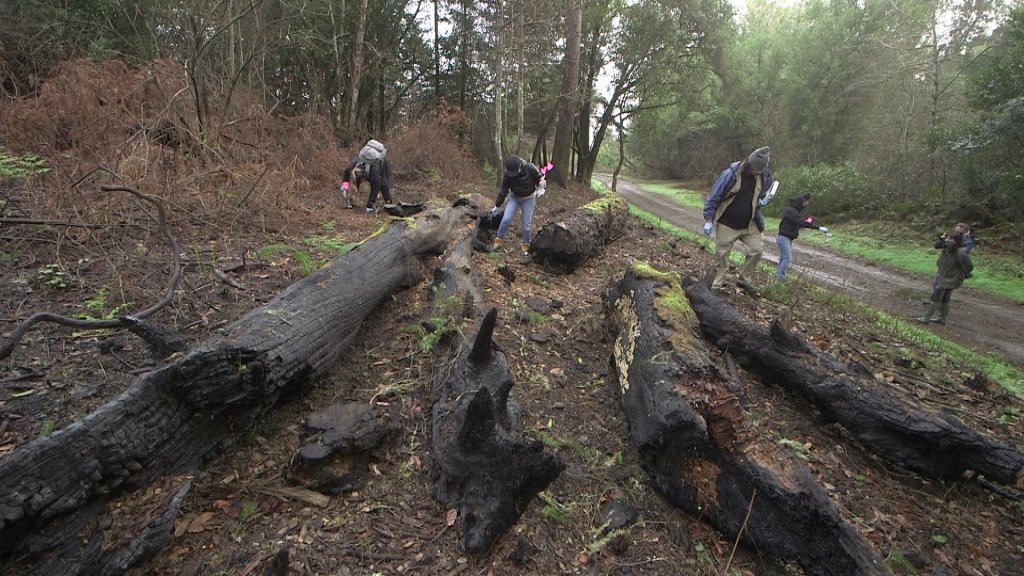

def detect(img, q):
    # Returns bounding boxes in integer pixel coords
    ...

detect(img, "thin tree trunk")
[346,0,369,137]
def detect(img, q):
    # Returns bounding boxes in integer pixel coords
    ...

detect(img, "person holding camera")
[918,231,973,324]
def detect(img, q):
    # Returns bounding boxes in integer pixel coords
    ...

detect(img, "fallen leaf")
[446,508,457,527]
[187,511,216,533]
[214,499,238,519]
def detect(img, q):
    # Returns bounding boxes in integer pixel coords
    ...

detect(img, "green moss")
[581,194,627,212]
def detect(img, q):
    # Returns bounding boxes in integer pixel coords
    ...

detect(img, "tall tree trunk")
[551,0,582,186]
[346,0,369,138]
[434,0,442,102]
[492,0,506,169]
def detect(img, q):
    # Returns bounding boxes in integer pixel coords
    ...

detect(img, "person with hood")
[340,139,393,214]
[775,193,828,281]
[702,146,776,291]
[492,155,543,255]
[918,231,973,324]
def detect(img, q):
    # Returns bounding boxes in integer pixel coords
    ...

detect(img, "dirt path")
[605,176,1024,369]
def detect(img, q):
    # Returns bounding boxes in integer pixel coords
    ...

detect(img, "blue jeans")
[775,235,793,280]
[496,194,536,244]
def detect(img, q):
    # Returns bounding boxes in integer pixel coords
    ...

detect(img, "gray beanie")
[747,146,770,170]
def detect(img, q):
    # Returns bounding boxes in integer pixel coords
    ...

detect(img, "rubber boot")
[933,302,950,324]
[917,302,936,323]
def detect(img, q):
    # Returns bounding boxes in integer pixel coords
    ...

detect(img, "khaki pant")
[712,221,763,289]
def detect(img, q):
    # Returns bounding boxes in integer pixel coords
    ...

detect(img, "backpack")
[358,139,386,166]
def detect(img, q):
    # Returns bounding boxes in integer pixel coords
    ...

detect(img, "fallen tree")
[428,231,563,554]
[607,263,885,575]
[530,194,628,273]
[0,199,482,575]
[684,281,1024,490]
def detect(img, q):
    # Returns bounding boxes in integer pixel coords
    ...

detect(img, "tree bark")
[685,282,1024,489]
[607,264,886,576]
[0,204,477,574]
[550,0,582,186]
[530,194,629,273]
[345,0,369,137]
[429,233,563,555]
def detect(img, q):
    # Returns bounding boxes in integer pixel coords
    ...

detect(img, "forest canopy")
[2,0,1022,227]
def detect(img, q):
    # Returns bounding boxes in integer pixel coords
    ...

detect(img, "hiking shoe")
[930,318,946,324]
[365,207,375,214]
[492,237,503,251]
[521,242,530,256]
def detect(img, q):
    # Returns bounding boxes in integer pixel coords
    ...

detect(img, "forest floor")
[2,173,1023,576]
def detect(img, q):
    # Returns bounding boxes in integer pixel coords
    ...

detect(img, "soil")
[2,177,1023,576]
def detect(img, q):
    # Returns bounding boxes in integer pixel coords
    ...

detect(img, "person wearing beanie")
[775,193,827,281]
[702,146,776,291]
[492,154,543,256]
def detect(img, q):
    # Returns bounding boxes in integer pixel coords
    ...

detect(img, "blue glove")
[703,222,713,236]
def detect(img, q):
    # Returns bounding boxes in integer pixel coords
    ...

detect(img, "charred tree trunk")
[0,204,477,575]
[607,264,885,576]
[531,194,629,274]
[685,282,1024,489]
[429,232,563,554]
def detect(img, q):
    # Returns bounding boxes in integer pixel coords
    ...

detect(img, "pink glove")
[341,181,350,191]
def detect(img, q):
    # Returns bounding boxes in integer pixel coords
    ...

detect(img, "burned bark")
[288,402,400,494]
[607,264,885,576]
[0,204,476,574]
[530,194,628,273]
[428,231,563,554]
[685,282,1024,489]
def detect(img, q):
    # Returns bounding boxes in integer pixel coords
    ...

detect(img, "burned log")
[431,308,564,555]
[530,194,629,273]
[0,203,476,574]
[426,229,562,553]
[608,264,885,576]
[685,282,1024,489]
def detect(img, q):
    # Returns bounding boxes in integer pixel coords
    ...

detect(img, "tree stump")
[607,263,885,575]
[685,281,1024,489]
[0,203,476,574]
[427,232,563,554]
[531,194,629,273]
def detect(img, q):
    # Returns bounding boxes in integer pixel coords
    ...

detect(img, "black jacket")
[778,195,816,240]
[495,161,542,207]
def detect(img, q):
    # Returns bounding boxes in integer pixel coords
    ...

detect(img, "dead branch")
[0,185,183,362]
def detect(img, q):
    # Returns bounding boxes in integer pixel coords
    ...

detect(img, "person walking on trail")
[918,231,973,324]
[340,139,393,214]
[775,193,828,281]
[492,155,544,256]
[702,146,776,291]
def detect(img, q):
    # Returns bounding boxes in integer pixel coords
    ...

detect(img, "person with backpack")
[702,146,776,291]
[340,139,393,214]
[918,231,973,324]
[774,193,828,281]
[491,155,543,256]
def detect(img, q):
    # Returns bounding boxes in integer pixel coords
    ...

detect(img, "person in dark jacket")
[702,146,776,290]
[918,231,973,324]
[492,155,543,255]
[340,139,393,213]
[775,194,828,281]
[926,222,974,298]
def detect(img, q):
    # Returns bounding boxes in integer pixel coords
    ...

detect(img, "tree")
[551,0,581,185]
